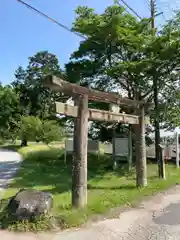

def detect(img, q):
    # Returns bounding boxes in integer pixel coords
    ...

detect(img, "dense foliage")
[1,3,180,145]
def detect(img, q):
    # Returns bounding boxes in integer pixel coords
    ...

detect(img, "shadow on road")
[153,202,180,226]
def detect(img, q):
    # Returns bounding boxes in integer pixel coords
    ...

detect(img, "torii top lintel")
[43,75,145,108]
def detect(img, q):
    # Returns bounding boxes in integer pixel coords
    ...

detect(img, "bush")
[20,116,42,142]
[40,120,64,145]
[18,116,64,145]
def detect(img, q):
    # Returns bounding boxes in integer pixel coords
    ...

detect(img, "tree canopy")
[1,3,180,145]
[64,4,180,140]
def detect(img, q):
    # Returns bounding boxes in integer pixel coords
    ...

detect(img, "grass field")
[1,144,180,230]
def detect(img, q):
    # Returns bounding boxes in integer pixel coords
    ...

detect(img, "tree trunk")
[134,106,147,187]
[153,77,161,177]
[159,145,166,179]
[21,138,27,147]
[72,95,89,208]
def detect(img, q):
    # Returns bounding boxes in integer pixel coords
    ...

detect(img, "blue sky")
[0,0,177,84]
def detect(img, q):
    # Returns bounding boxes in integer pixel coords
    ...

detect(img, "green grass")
[1,144,180,231]
[0,141,63,152]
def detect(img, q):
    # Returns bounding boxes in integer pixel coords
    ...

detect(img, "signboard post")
[110,103,133,168]
[128,126,133,170]
[110,104,120,170]
[175,132,179,168]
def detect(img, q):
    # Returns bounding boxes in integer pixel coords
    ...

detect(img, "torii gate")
[43,75,148,208]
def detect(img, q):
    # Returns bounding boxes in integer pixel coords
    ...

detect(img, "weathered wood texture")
[158,144,166,179]
[44,75,144,108]
[175,132,179,168]
[128,125,133,170]
[134,106,147,187]
[56,102,139,124]
[72,95,88,208]
[43,75,148,207]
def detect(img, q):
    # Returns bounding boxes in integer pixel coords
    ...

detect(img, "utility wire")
[159,0,175,19]
[118,0,142,19]
[154,0,167,22]
[145,0,151,10]
[16,0,165,47]
[119,5,132,16]
[16,0,108,81]
[16,0,145,47]
[16,0,87,40]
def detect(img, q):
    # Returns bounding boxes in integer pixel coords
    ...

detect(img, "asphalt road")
[51,185,180,240]
[0,150,22,197]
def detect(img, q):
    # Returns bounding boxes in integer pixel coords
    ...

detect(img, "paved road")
[0,150,22,197]
[51,186,180,240]
[1,151,180,239]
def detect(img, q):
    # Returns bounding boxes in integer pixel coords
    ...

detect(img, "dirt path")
[1,183,180,239]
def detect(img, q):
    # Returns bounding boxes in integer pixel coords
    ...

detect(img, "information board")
[114,138,129,157]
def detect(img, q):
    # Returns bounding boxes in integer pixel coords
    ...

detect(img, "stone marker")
[5,189,53,221]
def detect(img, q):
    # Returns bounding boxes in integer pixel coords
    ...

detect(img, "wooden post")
[175,132,179,168]
[158,144,166,179]
[72,94,89,208]
[128,125,133,171]
[110,104,120,170]
[112,125,117,170]
[135,106,147,187]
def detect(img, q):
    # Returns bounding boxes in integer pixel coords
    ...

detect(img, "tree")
[66,4,154,187]
[66,4,180,185]
[20,116,42,143]
[11,51,65,146]
[154,10,180,131]
[0,85,20,141]
[161,89,180,129]
[145,10,180,174]
[12,51,63,118]
[18,116,63,145]
[40,120,64,145]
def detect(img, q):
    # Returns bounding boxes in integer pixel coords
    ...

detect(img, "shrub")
[18,116,64,145]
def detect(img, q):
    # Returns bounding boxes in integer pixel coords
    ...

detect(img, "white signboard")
[114,138,129,157]
[87,140,99,153]
[65,139,99,153]
[103,143,113,154]
[65,139,74,152]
